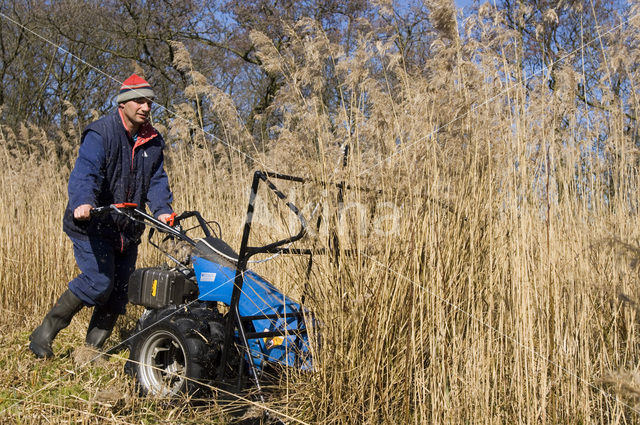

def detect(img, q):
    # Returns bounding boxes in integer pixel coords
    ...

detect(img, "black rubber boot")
[29,289,84,358]
[85,306,119,349]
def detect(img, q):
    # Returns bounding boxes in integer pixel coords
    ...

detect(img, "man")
[29,74,174,358]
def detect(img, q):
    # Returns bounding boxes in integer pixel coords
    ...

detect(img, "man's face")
[119,98,152,130]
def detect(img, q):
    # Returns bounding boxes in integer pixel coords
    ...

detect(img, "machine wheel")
[127,306,222,397]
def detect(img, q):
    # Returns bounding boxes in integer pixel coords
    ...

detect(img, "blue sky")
[455,0,475,9]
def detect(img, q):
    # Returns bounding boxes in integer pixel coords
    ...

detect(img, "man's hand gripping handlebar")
[88,202,139,218]
[88,203,174,225]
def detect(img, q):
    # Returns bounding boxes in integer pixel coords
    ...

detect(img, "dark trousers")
[68,237,137,314]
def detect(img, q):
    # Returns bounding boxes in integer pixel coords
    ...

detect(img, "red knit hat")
[116,74,155,103]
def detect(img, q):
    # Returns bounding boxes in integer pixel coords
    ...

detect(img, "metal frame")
[219,171,316,393]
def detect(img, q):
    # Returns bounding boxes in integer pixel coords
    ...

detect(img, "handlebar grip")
[89,203,139,218]
[89,206,109,217]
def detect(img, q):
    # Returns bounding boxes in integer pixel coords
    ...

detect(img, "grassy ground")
[0,312,268,424]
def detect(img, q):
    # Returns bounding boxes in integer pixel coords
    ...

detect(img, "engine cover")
[128,267,198,309]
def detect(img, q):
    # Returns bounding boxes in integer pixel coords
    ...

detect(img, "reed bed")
[2,7,640,424]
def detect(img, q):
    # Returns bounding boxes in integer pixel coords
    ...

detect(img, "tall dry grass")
[2,4,640,424]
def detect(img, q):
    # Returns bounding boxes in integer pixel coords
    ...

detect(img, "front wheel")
[127,307,219,397]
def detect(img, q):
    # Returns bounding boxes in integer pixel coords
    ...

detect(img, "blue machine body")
[192,255,312,370]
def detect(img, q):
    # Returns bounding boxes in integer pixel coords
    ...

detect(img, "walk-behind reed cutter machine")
[97,171,319,399]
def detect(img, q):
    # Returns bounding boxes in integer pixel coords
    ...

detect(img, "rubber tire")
[127,306,221,397]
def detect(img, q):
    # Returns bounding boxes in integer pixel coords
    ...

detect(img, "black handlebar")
[89,203,197,246]
[91,171,314,262]
[89,202,139,218]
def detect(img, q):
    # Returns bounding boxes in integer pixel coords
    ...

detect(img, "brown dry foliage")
[2,5,640,424]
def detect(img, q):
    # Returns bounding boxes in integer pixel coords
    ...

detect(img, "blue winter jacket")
[63,109,173,249]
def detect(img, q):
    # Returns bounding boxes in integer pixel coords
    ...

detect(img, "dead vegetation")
[2,2,640,424]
